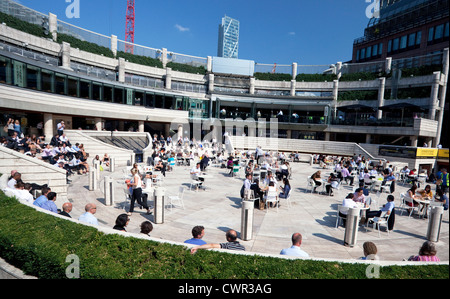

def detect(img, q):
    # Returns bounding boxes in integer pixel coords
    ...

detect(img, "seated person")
[102,153,110,167]
[325,173,340,196]
[353,188,366,204]
[339,193,358,227]
[364,195,395,228]
[190,163,204,187]
[279,178,291,199]
[435,188,448,211]
[417,185,433,200]
[251,179,265,209]
[310,170,322,193]
[154,160,166,177]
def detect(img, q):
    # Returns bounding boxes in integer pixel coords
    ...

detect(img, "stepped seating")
[64,130,136,167]
[0,146,68,204]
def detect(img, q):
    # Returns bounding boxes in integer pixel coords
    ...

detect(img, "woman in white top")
[128,168,151,216]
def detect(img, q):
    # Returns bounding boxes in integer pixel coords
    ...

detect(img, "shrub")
[117,51,163,69]
[0,191,448,279]
[254,73,292,81]
[0,11,50,38]
[57,33,114,58]
[166,62,206,75]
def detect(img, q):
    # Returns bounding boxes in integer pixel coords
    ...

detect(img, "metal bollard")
[89,167,97,191]
[241,199,254,241]
[104,176,114,206]
[153,187,166,224]
[344,207,360,247]
[427,206,444,242]
[110,157,115,172]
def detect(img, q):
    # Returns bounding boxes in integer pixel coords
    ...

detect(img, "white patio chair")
[168,186,186,212]
[265,190,279,213]
[336,205,348,228]
[368,210,391,238]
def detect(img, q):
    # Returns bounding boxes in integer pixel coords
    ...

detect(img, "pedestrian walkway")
[66,161,449,262]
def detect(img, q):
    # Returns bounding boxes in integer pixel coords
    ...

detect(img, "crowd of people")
[1,128,447,264]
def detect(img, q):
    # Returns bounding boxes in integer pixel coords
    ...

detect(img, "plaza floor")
[66,160,449,263]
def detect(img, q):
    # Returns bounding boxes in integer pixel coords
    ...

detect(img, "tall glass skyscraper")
[217,15,240,59]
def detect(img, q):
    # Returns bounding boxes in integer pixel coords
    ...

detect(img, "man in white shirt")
[280,233,309,258]
[78,203,98,226]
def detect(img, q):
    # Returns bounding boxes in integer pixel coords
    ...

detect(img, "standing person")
[128,168,151,216]
[190,229,245,254]
[280,233,309,258]
[36,121,44,137]
[6,118,15,136]
[78,203,98,226]
[438,168,449,195]
[184,226,207,245]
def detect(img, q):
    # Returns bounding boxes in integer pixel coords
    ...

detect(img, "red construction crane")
[125,0,135,54]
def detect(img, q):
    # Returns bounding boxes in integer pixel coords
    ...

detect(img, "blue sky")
[17,0,372,65]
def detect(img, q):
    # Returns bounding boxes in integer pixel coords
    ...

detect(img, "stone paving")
[65,160,449,263]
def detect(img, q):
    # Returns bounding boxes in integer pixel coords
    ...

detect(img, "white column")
[43,113,53,143]
[48,13,57,42]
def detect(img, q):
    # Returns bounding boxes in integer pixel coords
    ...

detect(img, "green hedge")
[0,11,50,39]
[0,192,448,279]
[57,33,115,58]
[338,90,378,102]
[166,62,206,75]
[117,51,163,69]
[296,73,337,82]
[254,73,293,81]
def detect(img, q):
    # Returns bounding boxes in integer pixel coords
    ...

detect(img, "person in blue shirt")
[184,226,207,245]
[33,186,51,208]
[41,192,58,213]
[280,233,309,258]
[364,195,395,225]
[435,189,448,211]
[279,178,291,199]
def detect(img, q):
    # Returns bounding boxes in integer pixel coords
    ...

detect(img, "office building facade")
[217,15,240,59]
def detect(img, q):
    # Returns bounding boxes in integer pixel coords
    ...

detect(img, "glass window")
[445,22,449,38]
[113,87,124,103]
[356,49,360,61]
[392,38,399,51]
[416,31,422,45]
[0,57,11,84]
[104,85,113,102]
[41,70,53,93]
[92,83,102,101]
[366,46,372,58]
[67,76,78,97]
[378,43,383,55]
[400,35,407,49]
[26,65,39,90]
[361,48,366,59]
[408,33,416,47]
[387,40,392,53]
[435,24,444,39]
[55,74,66,95]
[428,27,434,42]
[80,80,90,99]
[372,44,378,56]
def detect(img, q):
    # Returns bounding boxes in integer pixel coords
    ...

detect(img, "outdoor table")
[414,197,431,219]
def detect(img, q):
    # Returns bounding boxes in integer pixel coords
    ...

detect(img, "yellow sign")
[416,148,438,158]
[438,149,449,159]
